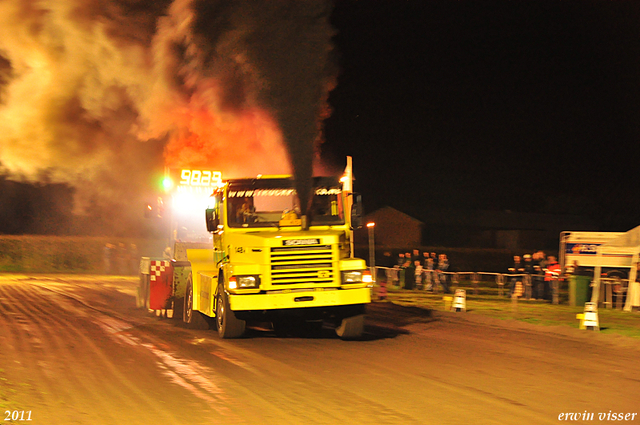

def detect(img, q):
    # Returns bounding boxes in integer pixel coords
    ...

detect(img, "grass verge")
[378,283,640,339]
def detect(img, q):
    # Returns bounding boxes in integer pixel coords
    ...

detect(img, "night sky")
[323,0,640,231]
[1,0,639,236]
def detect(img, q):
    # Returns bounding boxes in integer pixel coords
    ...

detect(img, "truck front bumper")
[228,287,371,312]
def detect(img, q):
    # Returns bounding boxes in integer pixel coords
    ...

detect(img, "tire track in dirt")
[0,283,70,422]
[0,281,191,425]
[1,282,133,424]
[145,330,428,425]
[37,282,238,422]
[27,279,245,424]
[45,285,414,425]
[10,276,638,424]
[0,287,30,413]
[26,277,250,421]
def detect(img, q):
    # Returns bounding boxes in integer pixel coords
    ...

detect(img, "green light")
[162,177,173,191]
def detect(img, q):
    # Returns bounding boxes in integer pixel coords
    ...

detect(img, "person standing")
[523,254,534,298]
[423,252,433,291]
[437,254,450,293]
[532,251,545,300]
[414,260,423,289]
[536,251,548,300]
[545,256,561,302]
[404,255,416,290]
[383,251,394,287]
[397,253,406,289]
[430,252,438,289]
[411,249,421,263]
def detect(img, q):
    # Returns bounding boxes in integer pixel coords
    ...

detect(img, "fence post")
[497,274,505,297]
[524,274,532,300]
[614,278,625,310]
[552,278,559,305]
[472,272,479,295]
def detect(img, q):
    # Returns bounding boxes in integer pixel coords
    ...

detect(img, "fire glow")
[162,101,291,178]
[0,0,335,233]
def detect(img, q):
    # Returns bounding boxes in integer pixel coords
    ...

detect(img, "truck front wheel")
[183,278,210,330]
[216,286,246,339]
[335,314,365,340]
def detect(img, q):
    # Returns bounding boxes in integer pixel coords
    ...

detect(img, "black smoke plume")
[0,0,336,234]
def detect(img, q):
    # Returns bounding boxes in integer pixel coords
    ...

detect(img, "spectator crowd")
[380,249,574,302]
[382,249,452,293]
[507,251,561,301]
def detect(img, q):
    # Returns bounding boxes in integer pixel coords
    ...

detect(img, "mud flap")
[149,260,173,310]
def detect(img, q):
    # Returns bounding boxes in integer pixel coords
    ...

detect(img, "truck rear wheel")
[172,297,184,321]
[216,286,245,338]
[183,279,210,330]
[335,314,365,340]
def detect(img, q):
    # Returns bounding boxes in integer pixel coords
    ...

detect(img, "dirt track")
[1,275,639,425]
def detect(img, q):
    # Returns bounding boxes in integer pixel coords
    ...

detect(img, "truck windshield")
[227,180,345,228]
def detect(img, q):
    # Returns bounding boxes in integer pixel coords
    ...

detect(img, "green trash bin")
[569,275,591,307]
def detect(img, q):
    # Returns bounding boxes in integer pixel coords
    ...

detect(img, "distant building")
[355,206,423,248]
[356,206,597,251]
[420,209,597,250]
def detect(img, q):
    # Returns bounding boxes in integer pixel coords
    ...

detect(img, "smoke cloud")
[0,0,336,234]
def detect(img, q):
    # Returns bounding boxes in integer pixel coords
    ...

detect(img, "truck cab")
[180,175,371,339]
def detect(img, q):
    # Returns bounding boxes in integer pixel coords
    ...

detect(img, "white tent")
[592,225,640,311]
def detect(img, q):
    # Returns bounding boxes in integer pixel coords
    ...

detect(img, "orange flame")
[161,99,291,179]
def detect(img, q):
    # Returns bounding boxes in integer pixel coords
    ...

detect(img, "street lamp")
[367,222,376,283]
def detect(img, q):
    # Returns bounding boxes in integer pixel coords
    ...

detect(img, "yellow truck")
[143,172,372,339]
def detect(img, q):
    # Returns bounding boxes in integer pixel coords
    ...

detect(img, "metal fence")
[377,267,562,305]
[375,266,632,310]
[597,277,629,310]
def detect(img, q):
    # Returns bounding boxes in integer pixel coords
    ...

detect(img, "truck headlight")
[342,270,371,284]
[229,275,260,289]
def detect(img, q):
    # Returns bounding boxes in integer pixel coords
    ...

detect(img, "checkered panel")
[149,260,170,281]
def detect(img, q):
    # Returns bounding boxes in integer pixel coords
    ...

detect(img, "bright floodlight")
[366,222,375,228]
[173,192,209,214]
[162,177,173,191]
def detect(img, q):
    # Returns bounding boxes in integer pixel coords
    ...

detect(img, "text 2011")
[4,411,32,421]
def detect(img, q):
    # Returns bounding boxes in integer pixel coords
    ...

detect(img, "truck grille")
[270,245,335,285]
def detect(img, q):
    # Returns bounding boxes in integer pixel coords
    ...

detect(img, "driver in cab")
[236,198,255,224]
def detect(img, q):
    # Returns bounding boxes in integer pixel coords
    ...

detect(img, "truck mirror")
[351,193,363,229]
[205,208,219,232]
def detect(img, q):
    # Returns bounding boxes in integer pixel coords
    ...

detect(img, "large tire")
[183,279,210,330]
[216,286,246,338]
[335,314,365,340]
[172,297,184,321]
